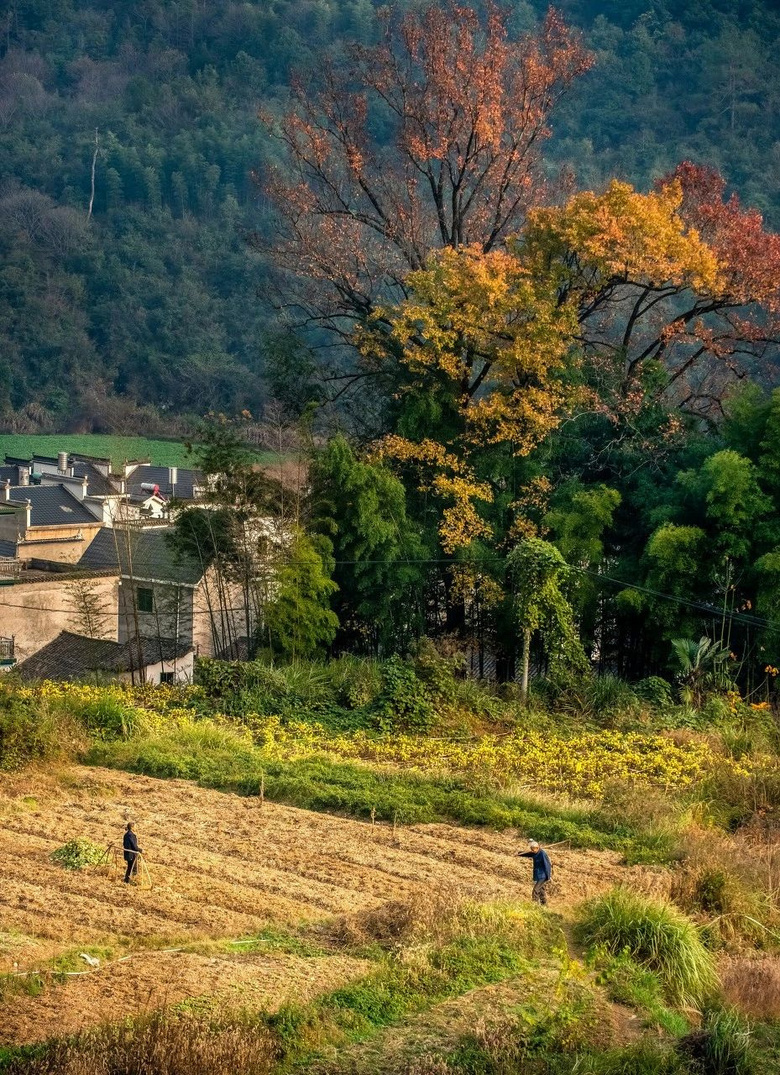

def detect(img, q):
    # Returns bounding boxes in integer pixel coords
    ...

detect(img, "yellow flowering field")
[247,717,744,798]
[21,680,204,711]
[18,680,755,799]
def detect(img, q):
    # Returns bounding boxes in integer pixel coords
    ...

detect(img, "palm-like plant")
[671,636,734,705]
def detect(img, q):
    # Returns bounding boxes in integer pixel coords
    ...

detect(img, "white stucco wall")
[192,570,255,657]
[116,650,194,685]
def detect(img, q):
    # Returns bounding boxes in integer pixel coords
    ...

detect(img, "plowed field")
[0,766,669,1046]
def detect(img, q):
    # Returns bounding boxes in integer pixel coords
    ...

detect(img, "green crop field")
[0,434,276,470]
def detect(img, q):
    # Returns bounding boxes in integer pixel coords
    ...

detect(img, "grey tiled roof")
[0,538,16,557]
[71,461,117,497]
[8,485,99,527]
[126,465,201,500]
[78,527,204,585]
[216,637,251,660]
[70,452,112,468]
[78,528,121,569]
[0,465,18,484]
[16,630,193,681]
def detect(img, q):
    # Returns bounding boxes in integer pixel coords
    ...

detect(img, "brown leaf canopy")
[259,4,592,329]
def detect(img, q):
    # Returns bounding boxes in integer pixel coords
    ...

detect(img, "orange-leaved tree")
[258,3,592,352]
[257,2,590,638]
[373,167,780,561]
[519,168,780,421]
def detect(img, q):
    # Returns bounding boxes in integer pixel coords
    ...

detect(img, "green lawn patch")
[0,434,280,470]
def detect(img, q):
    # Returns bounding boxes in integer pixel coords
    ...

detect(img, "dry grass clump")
[4,1012,277,1075]
[704,760,780,831]
[467,1015,528,1068]
[323,885,556,960]
[721,955,780,1019]
[403,1055,456,1074]
[600,780,681,831]
[324,885,463,950]
[671,831,779,947]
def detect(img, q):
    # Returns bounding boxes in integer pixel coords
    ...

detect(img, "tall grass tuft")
[677,1007,755,1075]
[721,956,780,1020]
[578,888,718,1007]
[545,673,644,728]
[569,1041,686,1074]
[325,655,382,708]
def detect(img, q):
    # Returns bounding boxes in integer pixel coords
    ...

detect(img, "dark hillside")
[2,0,779,429]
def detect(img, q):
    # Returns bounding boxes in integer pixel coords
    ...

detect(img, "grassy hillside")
[0,434,277,469]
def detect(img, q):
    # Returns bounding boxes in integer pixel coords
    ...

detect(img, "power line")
[576,569,772,633]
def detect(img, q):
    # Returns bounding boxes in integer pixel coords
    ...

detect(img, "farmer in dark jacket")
[123,822,142,883]
[519,839,552,904]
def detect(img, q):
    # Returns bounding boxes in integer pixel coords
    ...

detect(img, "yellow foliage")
[27,680,203,710]
[433,475,494,551]
[387,245,579,451]
[17,681,762,802]
[450,563,504,608]
[522,179,722,295]
[239,717,750,800]
[375,246,581,548]
[373,183,728,553]
[375,435,495,551]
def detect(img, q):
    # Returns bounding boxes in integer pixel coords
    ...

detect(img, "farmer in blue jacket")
[519,839,552,904]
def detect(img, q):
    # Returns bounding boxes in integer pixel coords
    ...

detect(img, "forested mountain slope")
[1,0,779,430]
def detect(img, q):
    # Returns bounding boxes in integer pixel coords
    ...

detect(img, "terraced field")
[0,766,669,1047]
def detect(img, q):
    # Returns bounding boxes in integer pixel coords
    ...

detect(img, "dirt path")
[0,766,670,1045]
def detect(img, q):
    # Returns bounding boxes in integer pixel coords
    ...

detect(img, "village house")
[0,525,239,670]
[0,451,205,538]
[15,630,194,684]
[0,563,119,663]
[0,452,273,678]
[0,482,105,564]
[78,527,257,659]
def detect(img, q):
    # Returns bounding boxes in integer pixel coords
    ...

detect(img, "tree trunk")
[520,627,531,702]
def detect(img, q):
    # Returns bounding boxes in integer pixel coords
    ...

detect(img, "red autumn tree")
[654,163,780,414]
[518,166,780,421]
[258,3,592,344]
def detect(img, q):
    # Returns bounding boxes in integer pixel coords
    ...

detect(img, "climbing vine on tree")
[507,540,587,700]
